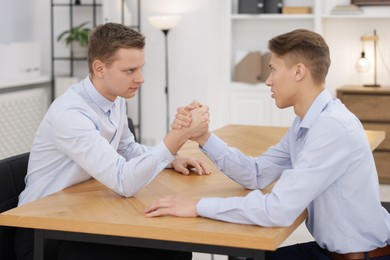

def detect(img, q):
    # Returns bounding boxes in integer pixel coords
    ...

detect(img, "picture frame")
[352,0,390,5]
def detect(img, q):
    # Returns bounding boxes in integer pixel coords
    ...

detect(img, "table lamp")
[355,29,380,87]
[149,15,181,133]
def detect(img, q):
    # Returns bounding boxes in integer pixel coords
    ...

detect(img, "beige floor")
[192,184,390,260]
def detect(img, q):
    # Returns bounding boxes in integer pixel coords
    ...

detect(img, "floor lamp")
[149,15,181,133]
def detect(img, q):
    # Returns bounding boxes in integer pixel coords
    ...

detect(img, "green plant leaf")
[57,22,91,46]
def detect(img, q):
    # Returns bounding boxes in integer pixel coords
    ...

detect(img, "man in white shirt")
[16,23,210,260]
[145,29,390,259]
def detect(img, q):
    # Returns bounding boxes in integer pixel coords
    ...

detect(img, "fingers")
[176,112,192,126]
[172,102,207,131]
[185,159,211,176]
[171,156,211,176]
[172,107,192,129]
[144,195,199,218]
[198,160,211,175]
[145,208,168,217]
[186,100,203,110]
[171,117,188,130]
[174,164,190,175]
[144,196,173,217]
[177,106,191,117]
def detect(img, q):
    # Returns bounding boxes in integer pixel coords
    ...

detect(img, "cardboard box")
[261,52,271,82]
[234,51,262,84]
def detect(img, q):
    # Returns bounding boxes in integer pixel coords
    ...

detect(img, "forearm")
[119,142,174,196]
[194,130,211,147]
[163,128,192,155]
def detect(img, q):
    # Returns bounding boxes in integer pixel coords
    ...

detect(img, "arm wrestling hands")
[164,101,211,176]
[146,101,211,218]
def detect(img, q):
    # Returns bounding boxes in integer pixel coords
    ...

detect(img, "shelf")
[322,14,390,19]
[52,3,102,7]
[231,14,314,20]
[0,76,51,90]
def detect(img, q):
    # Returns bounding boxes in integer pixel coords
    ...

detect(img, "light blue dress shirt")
[197,89,390,253]
[19,76,174,206]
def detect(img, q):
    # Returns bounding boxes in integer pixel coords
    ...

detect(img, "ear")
[92,59,105,78]
[294,63,306,82]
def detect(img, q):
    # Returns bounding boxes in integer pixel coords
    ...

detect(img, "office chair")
[382,201,390,213]
[128,117,137,142]
[0,153,30,260]
[0,153,60,260]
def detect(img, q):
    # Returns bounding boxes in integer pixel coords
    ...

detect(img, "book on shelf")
[330,4,363,15]
[282,6,311,14]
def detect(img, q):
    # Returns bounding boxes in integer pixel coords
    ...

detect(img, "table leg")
[33,229,44,260]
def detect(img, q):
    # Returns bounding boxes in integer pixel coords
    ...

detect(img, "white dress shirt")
[19,76,174,205]
[197,89,390,253]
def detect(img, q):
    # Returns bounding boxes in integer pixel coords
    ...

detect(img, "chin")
[275,101,286,109]
[122,93,136,99]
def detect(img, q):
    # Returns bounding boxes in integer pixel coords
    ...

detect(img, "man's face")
[265,53,298,109]
[101,48,145,101]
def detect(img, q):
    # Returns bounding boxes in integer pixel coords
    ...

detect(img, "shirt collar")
[83,75,115,113]
[293,89,332,136]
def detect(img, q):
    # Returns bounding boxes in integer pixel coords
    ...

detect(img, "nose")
[135,69,144,84]
[265,74,272,87]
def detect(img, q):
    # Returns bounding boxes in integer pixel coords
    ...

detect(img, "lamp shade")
[149,15,181,30]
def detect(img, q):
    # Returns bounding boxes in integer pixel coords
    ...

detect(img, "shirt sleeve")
[201,133,291,190]
[197,118,352,227]
[51,108,174,197]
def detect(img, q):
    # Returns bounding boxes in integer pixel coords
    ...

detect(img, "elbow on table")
[252,214,296,227]
[264,209,301,227]
[121,185,142,197]
[114,185,138,198]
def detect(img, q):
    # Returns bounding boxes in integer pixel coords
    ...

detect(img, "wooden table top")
[0,125,385,251]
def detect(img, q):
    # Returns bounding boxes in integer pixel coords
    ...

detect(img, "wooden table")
[0,125,385,260]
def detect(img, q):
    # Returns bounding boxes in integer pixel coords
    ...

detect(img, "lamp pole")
[149,15,181,133]
[373,29,378,87]
[162,29,170,133]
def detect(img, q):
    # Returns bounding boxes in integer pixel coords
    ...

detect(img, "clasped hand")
[172,100,211,145]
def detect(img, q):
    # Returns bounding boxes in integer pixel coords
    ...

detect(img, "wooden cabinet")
[337,86,390,183]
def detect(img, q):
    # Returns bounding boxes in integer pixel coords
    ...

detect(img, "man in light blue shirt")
[16,23,210,260]
[145,29,390,259]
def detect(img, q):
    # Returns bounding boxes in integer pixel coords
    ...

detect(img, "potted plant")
[57,21,91,58]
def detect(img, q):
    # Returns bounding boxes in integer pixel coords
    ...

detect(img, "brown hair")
[268,29,330,84]
[87,22,145,73]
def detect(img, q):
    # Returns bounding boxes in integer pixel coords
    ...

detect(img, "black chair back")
[0,153,29,260]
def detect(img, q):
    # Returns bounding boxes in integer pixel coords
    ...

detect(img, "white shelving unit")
[227,0,390,127]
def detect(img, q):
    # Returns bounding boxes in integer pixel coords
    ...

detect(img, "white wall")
[18,0,390,145]
[0,0,34,44]
[140,0,229,144]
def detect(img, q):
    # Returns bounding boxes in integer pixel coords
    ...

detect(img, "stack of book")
[282,6,312,14]
[330,4,363,15]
